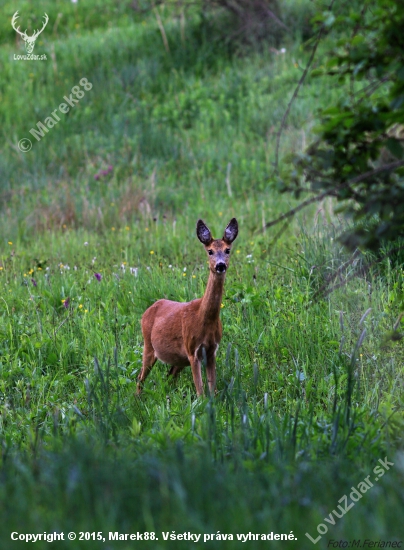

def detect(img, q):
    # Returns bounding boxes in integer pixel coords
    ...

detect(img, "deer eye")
[208,249,214,255]
[225,248,231,254]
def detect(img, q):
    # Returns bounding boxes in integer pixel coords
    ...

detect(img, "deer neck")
[199,270,225,324]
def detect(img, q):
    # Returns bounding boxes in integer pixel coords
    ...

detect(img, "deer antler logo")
[11,11,49,54]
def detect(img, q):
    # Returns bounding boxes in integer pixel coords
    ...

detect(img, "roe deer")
[137,218,238,396]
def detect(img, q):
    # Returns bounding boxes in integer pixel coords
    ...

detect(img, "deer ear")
[223,218,238,244]
[196,219,213,245]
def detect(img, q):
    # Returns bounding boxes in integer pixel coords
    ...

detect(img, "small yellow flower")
[111,227,116,231]
[122,261,127,265]
[145,228,149,232]
[125,226,130,231]
[111,202,115,206]
[250,241,254,245]
[236,250,240,254]
[79,304,83,309]
[8,241,12,245]
[183,273,186,277]
[24,273,27,277]
[38,267,42,270]
[221,303,224,308]
[85,309,88,313]
[129,291,131,294]
[150,250,154,255]
[192,275,196,279]
[218,212,223,216]
[0,266,3,270]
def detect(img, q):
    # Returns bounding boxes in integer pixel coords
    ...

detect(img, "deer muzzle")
[215,262,226,273]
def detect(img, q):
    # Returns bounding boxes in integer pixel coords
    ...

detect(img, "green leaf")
[351,35,365,46]
[324,13,335,28]
[311,68,324,77]
[47,352,59,366]
[385,138,404,159]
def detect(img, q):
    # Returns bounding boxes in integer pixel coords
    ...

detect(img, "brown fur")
[137,218,238,396]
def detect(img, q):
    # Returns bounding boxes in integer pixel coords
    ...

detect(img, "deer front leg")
[137,343,157,394]
[205,349,217,396]
[189,355,204,396]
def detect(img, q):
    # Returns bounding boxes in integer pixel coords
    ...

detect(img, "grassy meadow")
[0,0,404,548]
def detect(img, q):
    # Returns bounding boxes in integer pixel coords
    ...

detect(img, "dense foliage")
[281,0,404,251]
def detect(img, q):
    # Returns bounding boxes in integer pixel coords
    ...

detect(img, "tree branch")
[264,160,404,231]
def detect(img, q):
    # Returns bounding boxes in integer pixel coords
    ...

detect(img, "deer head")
[197,218,238,275]
[11,11,49,54]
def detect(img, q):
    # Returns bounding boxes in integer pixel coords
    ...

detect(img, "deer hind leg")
[137,340,157,394]
[205,349,217,396]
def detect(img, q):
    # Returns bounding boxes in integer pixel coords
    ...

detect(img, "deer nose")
[215,262,226,273]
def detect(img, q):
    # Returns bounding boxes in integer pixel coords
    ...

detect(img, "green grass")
[0,0,403,547]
